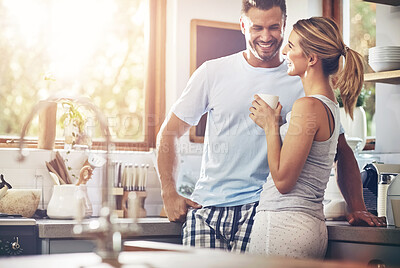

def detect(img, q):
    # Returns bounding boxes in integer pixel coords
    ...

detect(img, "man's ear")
[240,15,246,34]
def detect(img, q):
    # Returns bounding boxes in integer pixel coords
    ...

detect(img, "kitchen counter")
[36,217,182,239]
[36,217,400,246]
[326,221,400,246]
[3,218,399,265]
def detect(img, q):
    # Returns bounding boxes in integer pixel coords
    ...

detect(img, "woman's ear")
[308,53,318,67]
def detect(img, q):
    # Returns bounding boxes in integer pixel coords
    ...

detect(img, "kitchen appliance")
[0,174,12,199]
[361,163,400,219]
[387,174,400,226]
[0,214,38,256]
[360,163,378,214]
[325,162,400,220]
[378,173,398,218]
[373,163,400,218]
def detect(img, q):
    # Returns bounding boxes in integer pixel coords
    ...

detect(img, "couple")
[157,0,386,259]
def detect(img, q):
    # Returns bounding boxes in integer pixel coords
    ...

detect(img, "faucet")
[18,95,140,265]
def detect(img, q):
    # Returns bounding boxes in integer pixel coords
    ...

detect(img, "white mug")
[257,94,279,109]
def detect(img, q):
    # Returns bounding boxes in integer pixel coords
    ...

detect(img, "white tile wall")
[0,149,163,217]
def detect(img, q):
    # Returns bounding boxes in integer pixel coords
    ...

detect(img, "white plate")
[369,54,400,57]
[370,46,400,51]
[369,57,400,61]
[368,58,400,63]
[369,53,400,56]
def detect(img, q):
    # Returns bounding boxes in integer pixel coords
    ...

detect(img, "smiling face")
[282,31,309,77]
[241,6,285,68]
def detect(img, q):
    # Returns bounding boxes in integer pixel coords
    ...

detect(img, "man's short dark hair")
[242,0,287,19]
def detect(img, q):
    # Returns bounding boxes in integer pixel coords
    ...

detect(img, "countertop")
[36,217,182,239]
[326,221,400,246]
[35,217,400,246]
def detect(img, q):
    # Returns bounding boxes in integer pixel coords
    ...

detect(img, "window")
[343,0,376,137]
[0,0,165,150]
[324,0,376,149]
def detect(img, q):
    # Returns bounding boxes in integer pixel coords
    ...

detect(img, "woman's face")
[282,31,308,77]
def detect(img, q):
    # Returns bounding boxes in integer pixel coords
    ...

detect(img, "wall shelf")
[363,0,400,6]
[364,70,400,84]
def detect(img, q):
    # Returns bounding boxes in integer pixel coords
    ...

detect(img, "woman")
[248,17,364,259]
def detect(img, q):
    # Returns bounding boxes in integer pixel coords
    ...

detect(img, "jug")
[47,185,92,219]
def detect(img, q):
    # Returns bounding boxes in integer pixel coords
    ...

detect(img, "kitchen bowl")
[0,189,41,217]
[369,61,400,72]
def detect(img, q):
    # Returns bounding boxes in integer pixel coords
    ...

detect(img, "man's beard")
[249,38,283,62]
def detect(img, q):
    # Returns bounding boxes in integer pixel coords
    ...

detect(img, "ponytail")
[335,48,364,119]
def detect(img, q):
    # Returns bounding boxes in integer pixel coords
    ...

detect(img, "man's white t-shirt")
[171,51,304,207]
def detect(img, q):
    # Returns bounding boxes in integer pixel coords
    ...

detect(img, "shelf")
[363,0,400,5]
[364,70,400,84]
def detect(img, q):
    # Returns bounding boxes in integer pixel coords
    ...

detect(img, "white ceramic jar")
[47,185,92,219]
[339,106,367,151]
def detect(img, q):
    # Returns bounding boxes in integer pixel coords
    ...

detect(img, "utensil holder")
[121,191,147,218]
[47,185,92,219]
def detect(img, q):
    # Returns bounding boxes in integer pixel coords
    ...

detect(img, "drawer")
[326,241,400,267]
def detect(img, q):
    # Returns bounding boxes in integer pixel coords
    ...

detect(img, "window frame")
[0,0,166,151]
[323,0,342,31]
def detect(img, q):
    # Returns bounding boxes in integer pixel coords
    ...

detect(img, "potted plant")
[59,100,92,149]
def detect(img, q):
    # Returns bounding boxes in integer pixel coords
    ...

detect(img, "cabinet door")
[41,239,96,254]
[326,241,400,267]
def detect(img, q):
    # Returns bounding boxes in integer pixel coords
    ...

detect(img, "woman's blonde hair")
[293,17,364,119]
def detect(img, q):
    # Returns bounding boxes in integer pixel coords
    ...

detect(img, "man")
[157,0,386,253]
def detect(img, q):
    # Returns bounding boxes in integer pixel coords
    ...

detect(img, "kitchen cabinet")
[40,239,96,254]
[326,241,400,267]
[325,222,400,267]
[40,237,182,254]
[36,218,182,254]
[363,2,400,82]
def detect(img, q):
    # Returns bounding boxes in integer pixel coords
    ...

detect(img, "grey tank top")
[257,95,340,221]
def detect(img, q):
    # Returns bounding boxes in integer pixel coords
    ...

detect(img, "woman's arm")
[250,96,319,193]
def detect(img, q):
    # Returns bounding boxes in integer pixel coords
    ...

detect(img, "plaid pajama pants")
[182,202,258,253]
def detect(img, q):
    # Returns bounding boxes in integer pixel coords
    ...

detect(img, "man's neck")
[243,50,283,68]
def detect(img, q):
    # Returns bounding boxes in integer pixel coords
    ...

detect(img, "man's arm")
[156,113,201,222]
[336,134,386,226]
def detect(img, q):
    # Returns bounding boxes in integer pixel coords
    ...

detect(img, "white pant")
[249,211,327,259]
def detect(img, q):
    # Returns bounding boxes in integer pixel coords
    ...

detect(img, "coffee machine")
[361,162,400,225]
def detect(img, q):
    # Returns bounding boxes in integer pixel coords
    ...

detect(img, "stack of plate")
[369,46,400,72]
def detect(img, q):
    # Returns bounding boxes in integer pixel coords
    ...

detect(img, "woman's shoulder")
[292,97,321,113]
